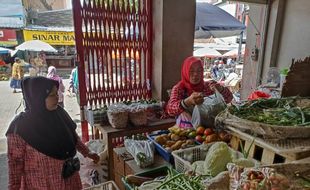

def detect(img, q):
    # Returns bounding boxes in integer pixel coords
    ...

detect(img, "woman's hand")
[88,152,100,163]
[209,82,224,93]
[185,92,204,106]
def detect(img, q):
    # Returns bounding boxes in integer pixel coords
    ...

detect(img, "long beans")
[155,168,205,190]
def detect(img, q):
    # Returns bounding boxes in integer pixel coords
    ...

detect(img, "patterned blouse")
[7,133,90,190]
[166,80,233,117]
[11,63,24,80]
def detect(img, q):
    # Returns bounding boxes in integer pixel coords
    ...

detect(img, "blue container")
[147,131,175,164]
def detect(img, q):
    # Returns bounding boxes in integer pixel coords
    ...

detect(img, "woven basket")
[216,109,310,140]
[129,109,147,126]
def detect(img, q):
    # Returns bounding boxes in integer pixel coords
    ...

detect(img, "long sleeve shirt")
[7,133,90,190]
[166,80,233,117]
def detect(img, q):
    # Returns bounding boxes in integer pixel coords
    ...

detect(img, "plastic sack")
[107,103,128,128]
[191,90,226,128]
[128,103,148,126]
[78,140,108,188]
[124,139,154,168]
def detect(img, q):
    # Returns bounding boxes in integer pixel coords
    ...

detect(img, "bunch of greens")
[230,97,310,126]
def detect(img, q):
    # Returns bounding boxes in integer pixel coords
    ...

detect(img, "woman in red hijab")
[165,56,232,128]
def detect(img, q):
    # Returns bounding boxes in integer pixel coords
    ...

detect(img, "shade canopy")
[15,40,57,52]
[193,47,222,57]
[223,48,245,57]
[195,3,246,38]
[0,47,12,54]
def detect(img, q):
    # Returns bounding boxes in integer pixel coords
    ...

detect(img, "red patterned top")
[166,80,233,116]
[7,133,90,190]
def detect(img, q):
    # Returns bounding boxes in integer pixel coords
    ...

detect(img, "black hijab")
[6,77,77,160]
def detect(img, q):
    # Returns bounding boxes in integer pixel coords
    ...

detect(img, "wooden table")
[96,118,175,180]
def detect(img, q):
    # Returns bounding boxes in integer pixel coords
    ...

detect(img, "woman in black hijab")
[6,77,99,190]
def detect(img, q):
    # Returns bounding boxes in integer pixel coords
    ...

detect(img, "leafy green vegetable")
[230,97,310,126]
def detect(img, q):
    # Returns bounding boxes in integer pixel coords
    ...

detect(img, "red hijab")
[179,56,204,95]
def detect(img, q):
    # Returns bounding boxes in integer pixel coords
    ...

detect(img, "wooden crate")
[113,148,134,190]
[228,126,310,164]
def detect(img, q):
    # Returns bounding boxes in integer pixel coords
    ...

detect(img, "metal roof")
[25,25,74,32]
[34,9,73,27]
[0,16,25,28]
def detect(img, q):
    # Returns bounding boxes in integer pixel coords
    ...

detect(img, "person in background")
[69,66,89,105]
[165,56,232,128]
[6,77,99,190]
[47,66,65,108]
[0,56,8,72]
[34,56,44,76]
[212,60,219,79]
[10,57,24,93]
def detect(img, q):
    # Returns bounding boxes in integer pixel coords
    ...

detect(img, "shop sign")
[23,30,75,45]
[0,29,18,46]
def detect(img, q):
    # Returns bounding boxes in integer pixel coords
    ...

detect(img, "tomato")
[195,135,204,143]
[196,126,205,135]
[204,128,213,136]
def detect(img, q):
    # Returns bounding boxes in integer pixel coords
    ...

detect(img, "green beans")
[155,168,205,190]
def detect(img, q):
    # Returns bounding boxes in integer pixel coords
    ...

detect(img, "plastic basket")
[172,144,213,173]
[121,166,170,190]
[172,143,250,173]
[147,131,174,163]
[147,131,201,164]
[83,181,120,190]
[86,109,108,126]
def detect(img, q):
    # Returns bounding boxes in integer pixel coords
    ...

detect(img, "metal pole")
[238,5,246,62]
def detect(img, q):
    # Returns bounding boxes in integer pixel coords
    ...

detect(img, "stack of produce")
[228,164,295,190]
[229,97,310,126]
[217,97,310,139]
[0,73,10,81]
[129,168,206,190]
[154,126,232,153]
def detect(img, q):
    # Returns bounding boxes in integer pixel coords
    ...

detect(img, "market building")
[1,0,310,189]
[24,9,75,68]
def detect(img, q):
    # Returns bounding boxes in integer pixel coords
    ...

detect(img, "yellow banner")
[23,30,75,46]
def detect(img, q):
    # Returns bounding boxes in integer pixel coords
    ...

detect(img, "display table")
[96,118,175,180]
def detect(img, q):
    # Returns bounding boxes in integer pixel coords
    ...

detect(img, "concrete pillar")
[152,0,195,101]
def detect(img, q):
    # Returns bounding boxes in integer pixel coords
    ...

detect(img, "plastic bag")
[227,164,290,190]
[107,103,128,128]
[248,90,271,100]
[124,139,154,168]
[176,112,193,129]
[128,103,148,126]
[78,140,108,188]
[191,90,226,128]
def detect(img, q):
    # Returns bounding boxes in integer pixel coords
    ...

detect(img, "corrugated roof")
[34,9,73,27]
[25,25,74,32]
[0,16,25,28]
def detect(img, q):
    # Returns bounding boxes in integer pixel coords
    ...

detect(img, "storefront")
[0,29,18,47]
[23,29,76,68]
